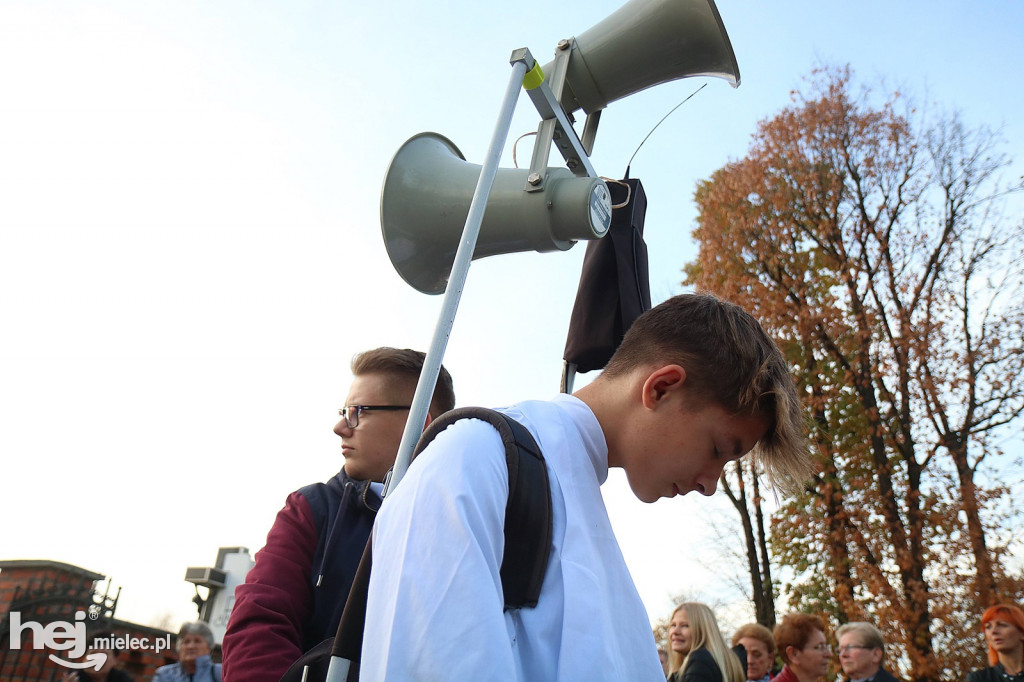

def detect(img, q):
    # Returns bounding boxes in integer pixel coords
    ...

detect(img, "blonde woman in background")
[667,603,745,682]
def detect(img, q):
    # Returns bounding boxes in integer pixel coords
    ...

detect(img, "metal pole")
[322,54,530,682]
[384,56,530,495]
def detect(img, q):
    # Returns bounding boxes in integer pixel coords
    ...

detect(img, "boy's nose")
[695,469,721,496]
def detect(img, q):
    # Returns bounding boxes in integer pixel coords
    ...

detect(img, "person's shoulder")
[294,469,361,520]
[297,469,348,497]
[683,648,721,679]
[150,663,174,680]
[966,667,998,682]
[383,413,511,508]
[771,666,796,682]
[416,412,508,463]
[874,667,902,682]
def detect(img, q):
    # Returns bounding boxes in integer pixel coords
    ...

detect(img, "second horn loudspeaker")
[544,0,741,115]
[380,132,612,295]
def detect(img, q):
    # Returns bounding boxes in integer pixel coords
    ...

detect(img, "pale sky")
[2,0,1022,636]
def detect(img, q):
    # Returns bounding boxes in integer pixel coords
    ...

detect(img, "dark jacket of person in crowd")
[670,648,725,682]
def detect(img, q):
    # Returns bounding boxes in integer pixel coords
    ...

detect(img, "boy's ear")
[640,365,687,409]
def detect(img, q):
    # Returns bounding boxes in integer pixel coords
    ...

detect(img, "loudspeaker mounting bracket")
[512,47,599,192]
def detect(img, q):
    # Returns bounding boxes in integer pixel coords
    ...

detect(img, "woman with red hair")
[967,604,1024,682]
[770,613,830,682]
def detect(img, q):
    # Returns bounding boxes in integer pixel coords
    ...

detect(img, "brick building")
[0,559,178,681]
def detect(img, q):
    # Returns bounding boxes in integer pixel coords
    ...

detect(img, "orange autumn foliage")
[687,66,1024,682]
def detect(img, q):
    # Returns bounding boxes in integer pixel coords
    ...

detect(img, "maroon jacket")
[221,470,379,681]
[771,665,801,682]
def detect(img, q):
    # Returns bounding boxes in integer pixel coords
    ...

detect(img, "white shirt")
[360,395,665,681]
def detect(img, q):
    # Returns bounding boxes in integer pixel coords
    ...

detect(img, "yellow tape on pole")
[522,62,544,90]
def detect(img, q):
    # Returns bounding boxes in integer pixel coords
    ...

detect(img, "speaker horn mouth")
[380,132,612,295]
[544,0,741,115]
[380,133,466,295]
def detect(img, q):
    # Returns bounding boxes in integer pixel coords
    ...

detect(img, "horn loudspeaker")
[543,0,740,115]
[380,133,612,295]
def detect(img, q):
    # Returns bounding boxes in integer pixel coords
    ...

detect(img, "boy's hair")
[731,622,776,656]
[603,293,809,494]
[773,613,825,664]
[981,604,1024,665]
[835,621,884,656]
[352,347,455,418]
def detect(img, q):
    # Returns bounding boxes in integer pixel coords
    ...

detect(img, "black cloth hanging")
[562,177,651,374]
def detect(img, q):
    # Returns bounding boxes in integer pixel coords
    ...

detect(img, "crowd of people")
[660,601,1024,682]
[66,600,1024,681]
[62,293,1024,681]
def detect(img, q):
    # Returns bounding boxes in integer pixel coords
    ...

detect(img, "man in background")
[836,622,900,682]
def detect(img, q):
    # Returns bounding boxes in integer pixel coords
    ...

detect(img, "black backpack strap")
[412,407,553,609]
[321,407,553,681]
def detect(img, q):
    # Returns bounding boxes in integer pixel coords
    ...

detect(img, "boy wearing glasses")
[361,294,811,681]
[222,348,455,682]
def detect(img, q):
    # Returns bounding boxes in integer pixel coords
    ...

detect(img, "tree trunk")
[752,471,776,628]
[725,461,775,626]
[948,438,999,606]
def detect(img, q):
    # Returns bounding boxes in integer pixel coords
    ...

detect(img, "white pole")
[322,53,531,682]
[384,55,530,495]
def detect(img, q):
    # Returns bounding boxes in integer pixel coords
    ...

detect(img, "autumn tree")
[686,66,1024,682]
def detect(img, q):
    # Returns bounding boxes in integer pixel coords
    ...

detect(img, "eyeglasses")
[338,405,410,429]
[806,644,832,653]
[837,645,872,654]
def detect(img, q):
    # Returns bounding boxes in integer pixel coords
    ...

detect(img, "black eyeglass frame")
[836,645,873,655]
[338,404,411,429]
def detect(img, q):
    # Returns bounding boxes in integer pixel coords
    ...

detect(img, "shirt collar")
[552,393,608,484]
